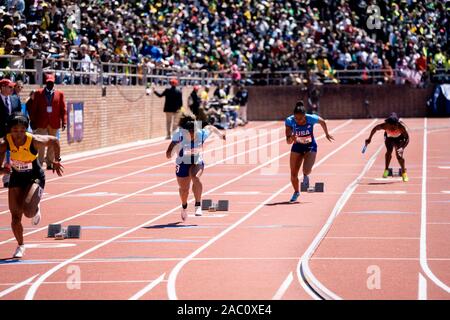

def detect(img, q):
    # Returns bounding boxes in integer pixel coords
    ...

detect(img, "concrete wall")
[247,84,434,120]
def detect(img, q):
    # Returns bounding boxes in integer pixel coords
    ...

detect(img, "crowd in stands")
[0,0,448,86]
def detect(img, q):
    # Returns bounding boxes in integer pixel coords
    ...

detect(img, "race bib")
[296,135,312,144]
[183,147,201,155]
[11,159,33,172]
[47,106,53,113]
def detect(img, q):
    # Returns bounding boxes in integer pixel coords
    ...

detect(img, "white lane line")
[0,124,277,207]
[62,192,121,197]
[62,121,276,163]
[325,236,420,240]
[224,191,261,195]
[438,166,450,169]
[167,120,375,300]
[272,272,293,300]
[418,273,427,300]
[420,118,450,294]
[23,120,353,300]
[346,210,415,215]
[311,257,450,261]
[7,256,450,268]
[441,191,450,194]
[152,192,179,195]
[24,243,77,249]
[0,274,39,299]
[0,257,310,268]
[372,178,403,181]
[297,139,384,300]
[0,126,284,244]
[0,122,276,197]
[167,184,293,300]
[0,142,169,197]
[0,279,167,286]
[61,137,167,163]
[367,191,407,194]
[24,151,285,298]
[129,273,166,300]
[59,122,279,165]
[188,214,228,218]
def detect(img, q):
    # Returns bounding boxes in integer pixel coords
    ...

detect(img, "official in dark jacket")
[154,78,183,139]
[0,78,22,187]
[0,79,22,138]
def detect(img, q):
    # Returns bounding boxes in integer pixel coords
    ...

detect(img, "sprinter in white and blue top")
[166,115,226,221]
[285,101,334,202]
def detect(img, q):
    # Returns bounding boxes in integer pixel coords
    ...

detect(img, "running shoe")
[32,204,41,226]
[181,207,188,221]
[195,206,203,216]
[302,175,310,189]
[402,172,409,182]
[382,169,389,178]
[289,191,300,203]
[13,245,25,259]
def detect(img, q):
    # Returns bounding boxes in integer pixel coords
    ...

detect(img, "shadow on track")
[143,222,198,229]
[265,201,312,206]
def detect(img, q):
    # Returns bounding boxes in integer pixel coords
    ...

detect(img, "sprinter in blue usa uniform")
[285,101,334,202]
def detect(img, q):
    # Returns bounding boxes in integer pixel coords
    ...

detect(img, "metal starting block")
[201,199,212,210]
[388,168,402,177]
[301,182,324,193]
[202,199,229,211]
[47,224,61,237]
[48,224,81,239]
[67,225,81,238]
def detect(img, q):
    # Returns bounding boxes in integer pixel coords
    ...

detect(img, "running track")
[0,119,448,300]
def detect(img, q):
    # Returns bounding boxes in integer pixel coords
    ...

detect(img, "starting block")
[47,224,61,237]
[201,199,229,212]
[388,168,402,177]
[301,182,324,193]
[67,225,81,238]
[47,224,81,239]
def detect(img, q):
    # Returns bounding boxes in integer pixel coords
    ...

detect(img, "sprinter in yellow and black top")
[0,113,64,259]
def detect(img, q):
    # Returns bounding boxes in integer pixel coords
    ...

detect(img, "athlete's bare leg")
[302,151,317,176]
[190,164,204,203]
[290,152,303,192]
[177,176,191,206]
[9,187,26,246]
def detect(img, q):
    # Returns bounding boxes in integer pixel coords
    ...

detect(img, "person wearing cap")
[19,35,28,49]
[0,112,64,258]
[153,78,183,139]
[2,25,14,39]
[0,78,22,188]
[31,73,66,169]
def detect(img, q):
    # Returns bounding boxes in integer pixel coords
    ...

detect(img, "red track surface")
[0,119,448,300]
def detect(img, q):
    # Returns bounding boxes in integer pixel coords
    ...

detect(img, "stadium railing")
[0,56,448,87]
